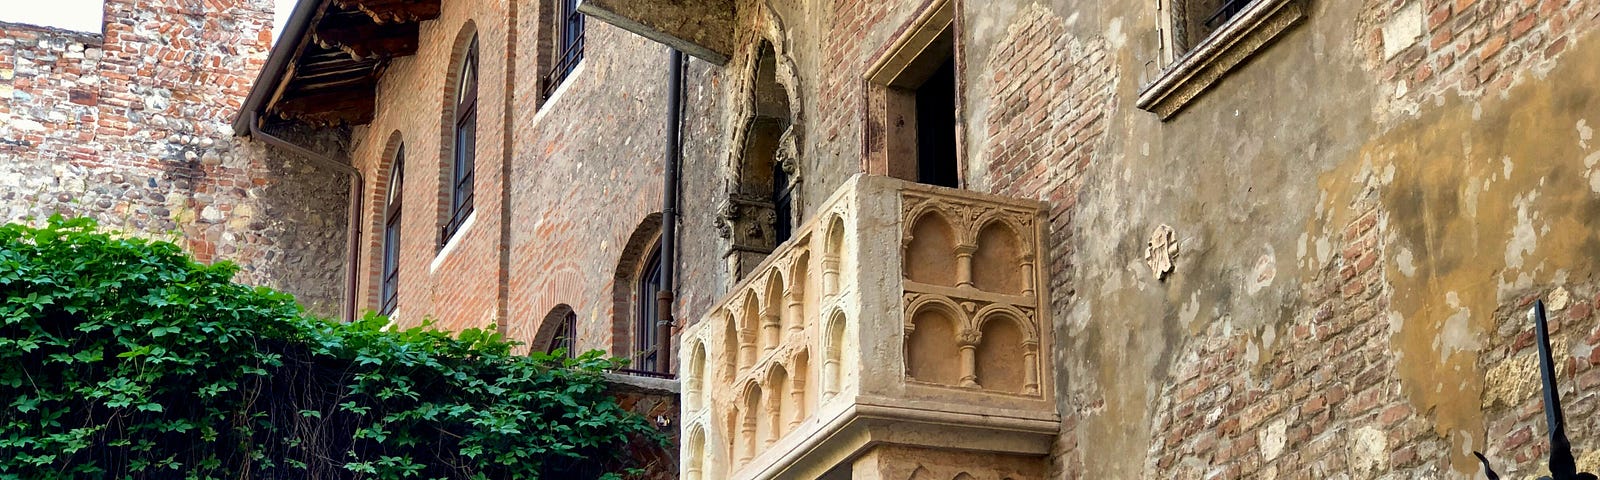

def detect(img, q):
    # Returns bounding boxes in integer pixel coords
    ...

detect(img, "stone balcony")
[677,175,1058,480]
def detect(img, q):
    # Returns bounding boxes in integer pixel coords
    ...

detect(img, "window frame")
[861,0,965,189]
[547,309,577,358]
[541,0,586,101]
[1136,0,1308,119]
[379,145,405,316]
[442,37,479,246]
[633,242,664,372]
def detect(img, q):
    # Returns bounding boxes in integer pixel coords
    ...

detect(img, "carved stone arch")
[684,422,709,480]
[970,209,1030,249]
[822,307,847,396]
[903,207,960,287]
[717,19,806,282]
[787,347,810,428]
[907,466,934,480]
[736,380,764,464]
[903,295,965,386]
[904,294,969,330]
[972,304,1038,340]
[785,248,810,334]
[822,213,847,297]
[760,269,786,353]
[685,339,708,412]
[763,362,789,440]
[972,305,1039,395]
[737,290,761,369]
[717,309,742,384]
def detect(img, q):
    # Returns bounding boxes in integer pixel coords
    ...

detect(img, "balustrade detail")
[679,175,1056,480]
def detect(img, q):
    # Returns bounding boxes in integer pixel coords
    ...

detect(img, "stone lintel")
[579,0,736,65]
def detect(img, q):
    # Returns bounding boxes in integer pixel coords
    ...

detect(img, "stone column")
[822,256,841,296]
[1020,252,1036,296]
[762,312,781,353]
[1023,340,1040,395]
[785,289,804,334]
[957,330,981,388]
[955,243,977,288]
[739,330,758,369]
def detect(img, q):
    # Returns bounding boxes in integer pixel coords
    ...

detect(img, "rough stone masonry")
[0,0,349,317]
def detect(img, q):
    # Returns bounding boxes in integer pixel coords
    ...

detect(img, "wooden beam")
[313,11,420,60]
[332,0,441,24]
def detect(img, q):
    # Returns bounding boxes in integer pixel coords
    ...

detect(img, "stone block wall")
[0,0,350,317]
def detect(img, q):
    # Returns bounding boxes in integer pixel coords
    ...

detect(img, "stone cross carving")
[1145,224,1178,280]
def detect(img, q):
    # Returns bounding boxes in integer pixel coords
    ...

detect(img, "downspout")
[656,49,684,375]
[248,112,364,323]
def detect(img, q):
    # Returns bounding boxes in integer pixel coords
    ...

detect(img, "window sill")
[1136,0,1307,119]
[531,60,587,125]
[431,211,476,273]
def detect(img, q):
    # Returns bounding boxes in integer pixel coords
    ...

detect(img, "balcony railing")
[676,174,1058,480]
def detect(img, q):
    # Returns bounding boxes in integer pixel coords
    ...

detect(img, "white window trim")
[1136,0,1308,119]
[430,210,476,273]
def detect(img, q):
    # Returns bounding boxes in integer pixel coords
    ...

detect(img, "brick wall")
[346,0,513,333]
[0,0,350,316]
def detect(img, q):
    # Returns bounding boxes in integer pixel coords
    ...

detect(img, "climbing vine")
[0,216,663,479]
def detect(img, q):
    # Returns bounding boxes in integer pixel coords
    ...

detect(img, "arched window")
[442,36,478,245]
[379,144,405,315]
[547,309,576,358]
[634,242,664,371]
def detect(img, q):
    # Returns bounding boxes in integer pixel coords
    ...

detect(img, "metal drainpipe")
[248,112,364,323]
[656,49,684,376]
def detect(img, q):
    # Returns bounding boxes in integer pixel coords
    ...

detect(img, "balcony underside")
[578,0,736,65]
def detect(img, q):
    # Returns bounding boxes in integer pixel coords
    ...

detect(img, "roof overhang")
[232,0,440,134]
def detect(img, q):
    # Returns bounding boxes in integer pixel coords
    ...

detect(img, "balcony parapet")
[678,175,1056,480]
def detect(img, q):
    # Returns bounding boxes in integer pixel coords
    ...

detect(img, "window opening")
[634,243,664,372]
[380,145,405,315]
[914,54,959,188]
[443,37,478,245]
[863,0,963,188]
[1173,0,1253,55]
[548,309,576,358]
[542,0,586,100]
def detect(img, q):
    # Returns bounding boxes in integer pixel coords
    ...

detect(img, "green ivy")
[0,216,664,479]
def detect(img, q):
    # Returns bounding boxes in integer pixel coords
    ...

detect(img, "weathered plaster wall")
[656,0,1600,477]
[933,0,1600,477]
[0,1,350,317]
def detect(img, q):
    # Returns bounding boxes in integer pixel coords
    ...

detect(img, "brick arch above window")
[437,21,481,248]
[611,213,663,369]
[365,130,407,313]
[535,304,578,357]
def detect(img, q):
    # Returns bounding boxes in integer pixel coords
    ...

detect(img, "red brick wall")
[347,0,513,333]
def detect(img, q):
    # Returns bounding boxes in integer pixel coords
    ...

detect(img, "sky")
[0,0,300,44]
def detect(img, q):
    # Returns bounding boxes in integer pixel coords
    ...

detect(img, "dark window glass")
[634,243,663,371]
[443,37,478,245]
[380,145,404,315]
[915,54,959,188]
[548,310,576,358]
[773,157,792,244]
